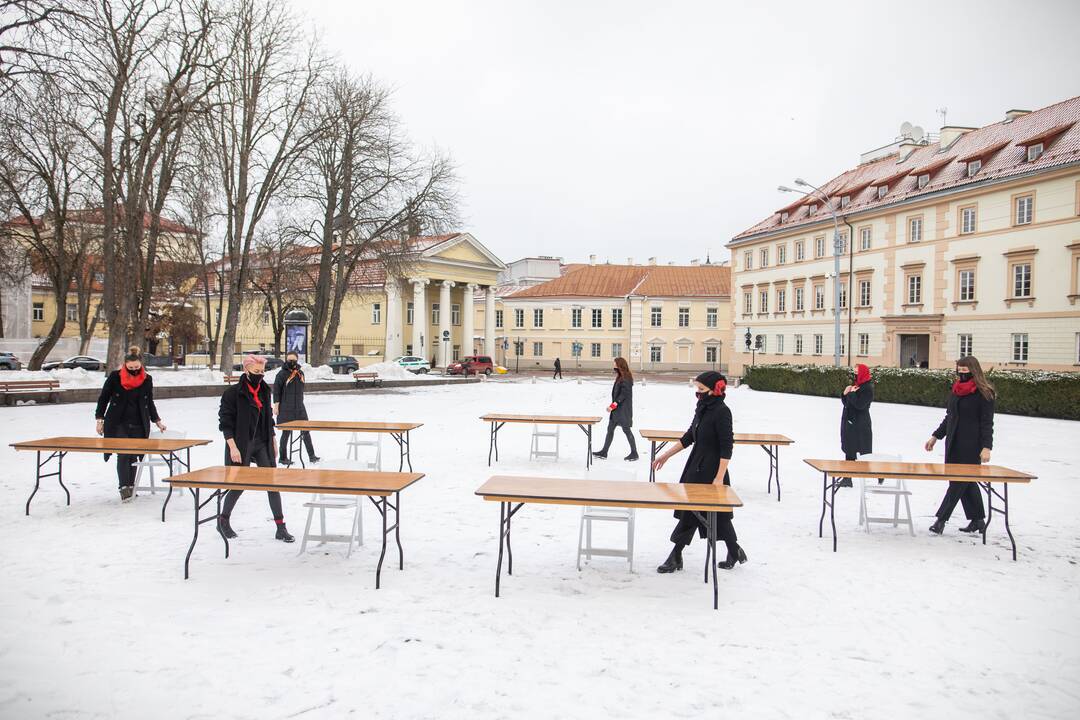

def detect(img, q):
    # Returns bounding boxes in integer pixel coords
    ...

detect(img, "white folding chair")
[134,429,187,496]
[346,432,382,470]
[577,469,636,573]
[297,458,371,556]
[530,424,560,461]
[858,452,915,536]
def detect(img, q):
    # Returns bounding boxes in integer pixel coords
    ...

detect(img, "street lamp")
[779,180,844,367]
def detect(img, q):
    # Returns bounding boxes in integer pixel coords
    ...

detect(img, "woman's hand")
[652,456,667,473]
[155,420,167,432]
[95,419,104,436]
[924,437,937,452]
[842,385,854,395]
[979,448,991,463]
[229,446,242,464]
[273,403,279,417]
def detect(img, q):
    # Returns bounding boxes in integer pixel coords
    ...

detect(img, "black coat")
[554,358,561,370]
[96,370,160,459]
[272,367,309,423]
[932,391,994,464]
[840,381,874,455]
[675,394,734,521]
[219,378,276,466]
[610,377,633,426]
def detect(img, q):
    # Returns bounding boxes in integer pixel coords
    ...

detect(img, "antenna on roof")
[936,107,948,126]
[705,251,711,265]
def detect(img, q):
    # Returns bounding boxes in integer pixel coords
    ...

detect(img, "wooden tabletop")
[10,436,213,453]
[803,459,1036,483]
[276,420,422,433]
[476,475,742,512]
[639,429,795,445]
[480,414,602,425]
[166,465,425,495]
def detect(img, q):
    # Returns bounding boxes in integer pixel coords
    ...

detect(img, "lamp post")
[779,179,843,367]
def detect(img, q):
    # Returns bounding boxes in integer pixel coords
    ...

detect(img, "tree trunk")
[29,285,70,370]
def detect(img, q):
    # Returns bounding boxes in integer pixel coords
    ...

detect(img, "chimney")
[1005,109,1031,123]
[627,257,634,266]
[589,254,596,265]
[648,257,657,265]
[939,125,976,148]
[898,140,920,162]
[690,259,700,266]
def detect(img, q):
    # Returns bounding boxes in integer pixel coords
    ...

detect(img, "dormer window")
[877,185,888,199]
[917,173,930,189]
[966,160,982,177]
[780,212,789,222]
[1027,143,1044,162]
[840,195,850,208]
[808,203,817,215]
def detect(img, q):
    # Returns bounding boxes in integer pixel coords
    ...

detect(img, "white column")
[411,279,428,359]
[462,283,477,358]
[484,286,497,358]
[384,278,403,360]
[438,280,454,367]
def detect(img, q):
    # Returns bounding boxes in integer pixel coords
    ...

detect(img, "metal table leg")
[25,450,67,516]
[577,424,592,470]
[648,441,668,483]
[819,471,839,552]
[487,421,504,466]
[981,481,1017,561]
[692,510,719,610]
[184,487,227,579]
[494,501,523,598]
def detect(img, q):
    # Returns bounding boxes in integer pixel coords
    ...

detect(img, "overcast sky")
[300,0,1080,266]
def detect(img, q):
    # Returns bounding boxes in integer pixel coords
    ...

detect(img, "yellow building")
[727,97,1080,375]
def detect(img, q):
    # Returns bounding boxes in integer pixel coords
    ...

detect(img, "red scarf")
[244,378,264,410]
[854,364,871,386]
[119,366,146,390]
[952,379,978,397]
[285,368,304,385]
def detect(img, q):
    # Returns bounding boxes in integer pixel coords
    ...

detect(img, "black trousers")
[670,512,738,555]
[278,430,316,462]
[599,419,637,455]
[222,441,284,522]
[114,422,146,488]
[936,481,985,522]
[553,368,562,379]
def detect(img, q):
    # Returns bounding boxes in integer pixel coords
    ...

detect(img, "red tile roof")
[733,95,1080,242]
[5,208,197,235]
[507,263,730,299]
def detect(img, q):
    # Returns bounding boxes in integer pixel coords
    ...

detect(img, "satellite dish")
[912,126,926,142]
[900,121,913,138]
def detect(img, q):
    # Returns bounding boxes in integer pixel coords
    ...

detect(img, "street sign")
[442,330,450,341]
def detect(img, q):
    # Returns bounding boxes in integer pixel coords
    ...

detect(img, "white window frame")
[743,250,753,270]
[406,302,414,325]
[760,248,769,267]
[32,303,44,321]
[372,303,382,325]
[776,334,784,353]
[777,288,786,313]
[838,282,847,309]
[431,303,440,325]
[611,308,623,328]
[967,160,982,177]
[909,216,923,243]
[571,307,582,328]
[743,291,752,314]
[650,306,662,327]
[1027,143,1043,162]
[591,308,602,329]
[612,343,622,358]
[705,307,718,328]
[917,173,930,189]
[794,334,803,354]
[590,342,601,358]
[1012,263,1032,298]
[495,309,503,328]
[1015,195,1033,225]
[705,345,718,363]
[860,227,871,251]
[1011,333,1029,362]
[66,303,78,322]
[649,345,662,363]
[877,185,888,199]
[678,306,690,328]
[513,308,524,328]
[759,290,768,314]
[777,245,786,265]
[795,241,805,261]
[533,341,543,357]
[813,334,823,355]
[814,285,825,310]
[858,333,870,356]
[959,270,975,301]
[795,287,804,311]
[959,334,973,357]
[961,206,977,234]
[815,237,825,258]
[859,279,871,307]
[907,275,922,304]
[451,303,461,326]
[533,308,544,328]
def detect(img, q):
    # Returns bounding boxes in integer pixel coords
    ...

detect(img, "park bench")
[352,371,383,387]
[0,379,60,405]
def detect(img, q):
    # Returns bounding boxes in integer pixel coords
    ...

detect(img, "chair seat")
[863,488,912,496]
[303,499,357,509]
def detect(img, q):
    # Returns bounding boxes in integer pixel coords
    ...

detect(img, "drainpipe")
[844,216,856,367]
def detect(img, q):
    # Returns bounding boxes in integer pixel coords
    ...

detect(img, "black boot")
[218,515,237,539]
[718,545,748,570]
[929,518,946,535]
[275,523,295,543]
[278,457,293,467]
[119,486,134,502]
[959,518,985,533]
[308,456,321,464]
[591,450,608,460]
[624,453,639,461]
[656,545,684,573]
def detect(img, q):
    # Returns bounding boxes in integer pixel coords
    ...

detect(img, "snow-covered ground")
[0,378,1077,719]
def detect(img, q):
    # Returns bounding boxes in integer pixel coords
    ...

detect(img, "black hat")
[695,370,724,389]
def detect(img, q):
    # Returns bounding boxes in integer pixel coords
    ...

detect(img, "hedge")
[741,363,1080,420]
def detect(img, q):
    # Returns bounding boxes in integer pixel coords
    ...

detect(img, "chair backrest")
[158,429,187,439]
[860,452,903,463]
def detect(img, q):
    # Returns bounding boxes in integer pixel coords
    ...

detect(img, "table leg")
[1004,483,1016,562]
[184,487,200,580]
[487,422,496,466]
[819,471,839,552]
[495,502,506,597]
[709,513,718,610]
[649,441,657,482]
[773,446,781,502]
[25,450,66,516]
[376,496,388,589]
[395,491,403,570]
[215,490,229,558]
[818,471,828,538]
[294,432,304,469]
[162,453,174,522]
[394,431,413,473]
[57,452,68,506]
[830,475,838,552]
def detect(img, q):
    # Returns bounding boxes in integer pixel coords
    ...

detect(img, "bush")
[741,363,1080,420]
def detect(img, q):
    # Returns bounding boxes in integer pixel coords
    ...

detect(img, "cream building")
[727,96,1080,375]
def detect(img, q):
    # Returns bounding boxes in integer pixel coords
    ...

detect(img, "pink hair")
[242,354,267,370]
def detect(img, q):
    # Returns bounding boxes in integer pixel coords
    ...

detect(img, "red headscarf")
[854,364,871,387]
[119,365,146,391]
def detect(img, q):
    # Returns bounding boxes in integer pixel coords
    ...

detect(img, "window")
[808,203,818,215]
[650,306,662,327]
[759,335,767,353]
[860,227,872,251]
[813,334,823,355]
[909,216,923,243]
[431,303,440,325]
[907,275,922,304]
[760,248,769,267]
[743,250,753,270]
[66,303,78,322]
[513,308,524,328]
[814,284,825,310]
[372,303,382,325]
[451,304,461,325]
[959,269,975,301]
[967,160,982,177]
[591,308,602,328]
[776,288,786,313]
[1015,194,1033,225]
[1012,263,1032,298]
[839,334,846,356]
[262,305,271,324]
[743,291,752,314]
[815,236,825,258]
[1012,333,1029,362]
[406,345,413,356]
[859,279,871,307]
[611,308,623,328]
[650,345,662,363]
[333,344,341,355]
[1027,143,1044,162]
[877,185,888,199]
[571,308,582,328]
[841,195,851,208]
[758,290,768,314]
[590,342,601,358]
[777,245,787,264]
[705,346,718,363]
[858,333,870,356]
[961,206,977,234]
[612,343,622,358]
[795,241,805,261]
[407,302,414,325]
[959,334,973,357]
[533,308,544,328]
[706,307,718,328]
[514,342,523,357]
[781,212,790,222]
[839,231,849,254]
[495,309,503,328]
[678,307,690,327]
[533,342,543,357]
[776,334,784,353]
[838,282,847,309]
[794,287,804,311]
[917,173,930,189]
[794,334,803,354]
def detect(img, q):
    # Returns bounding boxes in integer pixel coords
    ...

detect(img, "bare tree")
[0,0,85,97]
[71,224,104,353]
[249,220,308,354]
[0,190,32,338]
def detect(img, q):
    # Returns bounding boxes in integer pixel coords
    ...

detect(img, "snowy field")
[0,377,1077,719]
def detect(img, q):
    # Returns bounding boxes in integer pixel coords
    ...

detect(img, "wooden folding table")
[803,458,1036,560]
[166,465,425,586]
[276,420,422,471]
[480,414,602,469]
[476,475,742,609]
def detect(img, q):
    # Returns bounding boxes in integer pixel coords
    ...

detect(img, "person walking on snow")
[274,351,319,466]
[838,363,874,487]
[553,357,563,380]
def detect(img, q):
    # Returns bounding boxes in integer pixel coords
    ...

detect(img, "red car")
[447,355,494,376]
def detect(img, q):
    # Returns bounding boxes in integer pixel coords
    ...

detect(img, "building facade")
[727,96,1080,375]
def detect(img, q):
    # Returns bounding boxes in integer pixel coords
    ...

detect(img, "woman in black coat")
[925,356,995,535]
[217,354,294,542]
[274,351,319,466]
[592,356,638,461]
[95,346,166,501]
[650,371,746,573]
[838,363,874,487]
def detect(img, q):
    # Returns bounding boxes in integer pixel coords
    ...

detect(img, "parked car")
[42,355,105,371]
[327,355,359,374]
[447,355,494,376]
[232,352,285,372]
[392,356,430,374]
[0,351,22,370]
[142,353,173,367]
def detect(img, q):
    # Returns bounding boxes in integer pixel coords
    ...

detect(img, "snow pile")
[362,360,440,380]
[0,367,103,388]
[301,363,338,381]
[149,368,223,386]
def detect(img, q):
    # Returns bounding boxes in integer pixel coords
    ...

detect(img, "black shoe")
[837,478,853,488]
[929,518,946,535]
[959,519,985,534]
[656,545,684,573]
[308,456,321,464]
[119,486,134,502]
[624,453,639,462]
[218,516,237,539]
[275,524,295,543]
[591,451,608,460]
[718,545,748,570]
[278,458,293,467]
